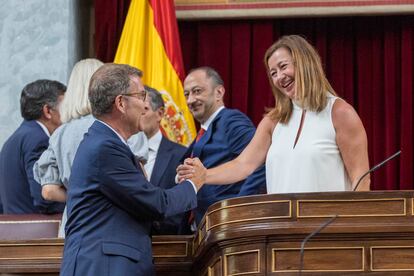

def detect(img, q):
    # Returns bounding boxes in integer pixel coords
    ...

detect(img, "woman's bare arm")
[178,116,276,185]
[333,99,370,191]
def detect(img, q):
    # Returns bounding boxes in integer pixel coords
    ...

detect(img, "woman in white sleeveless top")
[179,35,370,193]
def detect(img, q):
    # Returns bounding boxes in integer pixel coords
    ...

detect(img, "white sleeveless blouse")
[265,94,351,194]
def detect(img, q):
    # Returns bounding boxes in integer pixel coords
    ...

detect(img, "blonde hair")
[59,58,103,123]
[264,35,336,124]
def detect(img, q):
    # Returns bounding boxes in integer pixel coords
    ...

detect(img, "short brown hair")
[89,63,142,117]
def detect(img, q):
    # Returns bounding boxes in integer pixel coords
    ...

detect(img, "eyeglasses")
[122,90,147,102]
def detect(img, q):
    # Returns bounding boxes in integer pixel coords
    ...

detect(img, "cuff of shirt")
[176,174,197,194]
[185,179,198,194]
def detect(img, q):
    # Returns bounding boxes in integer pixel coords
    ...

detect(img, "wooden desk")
[194,191,414,275]
[1,191,413,275]
[0,235,193,276]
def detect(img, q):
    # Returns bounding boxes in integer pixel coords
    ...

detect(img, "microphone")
[353,150,401,191]
[299,215,338,275]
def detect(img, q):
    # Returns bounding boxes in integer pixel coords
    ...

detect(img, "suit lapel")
[192,108,226,158]
[150,137,172,186]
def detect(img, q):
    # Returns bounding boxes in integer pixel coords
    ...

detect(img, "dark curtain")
[94,10,414,190]
[94,0,131,62]
[179,16,414,191]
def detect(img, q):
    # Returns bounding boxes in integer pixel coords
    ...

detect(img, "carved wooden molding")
[1,192,414,275]
[175,0,414,19]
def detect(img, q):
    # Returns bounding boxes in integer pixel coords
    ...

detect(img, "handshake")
[176,158,206,191]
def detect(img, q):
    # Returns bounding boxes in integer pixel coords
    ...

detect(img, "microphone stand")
[353,150,401,191]
[298,215,338,276]
[298,150,401,274]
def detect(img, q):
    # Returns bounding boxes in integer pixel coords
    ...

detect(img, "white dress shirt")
[200,106,225,132]
[144,130,162,180]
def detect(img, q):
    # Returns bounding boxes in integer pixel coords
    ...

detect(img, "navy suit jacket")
[0,120,64,214]
[60,121,197,276]
[186,108,266,225]
[150,136,187,235]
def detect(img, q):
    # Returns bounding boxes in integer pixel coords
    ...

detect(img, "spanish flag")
[114,0,195,145]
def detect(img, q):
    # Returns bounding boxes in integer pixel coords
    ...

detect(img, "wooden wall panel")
[371,246,414,271]
[2,192,414,275]
[272,247,364,272]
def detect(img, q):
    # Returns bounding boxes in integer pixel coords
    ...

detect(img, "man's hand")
[177,158,206,191]
[177,158,194,182]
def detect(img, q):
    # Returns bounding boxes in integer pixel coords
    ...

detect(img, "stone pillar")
[0,0,87,147]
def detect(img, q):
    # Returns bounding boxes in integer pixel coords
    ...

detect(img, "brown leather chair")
[0,214,62,240]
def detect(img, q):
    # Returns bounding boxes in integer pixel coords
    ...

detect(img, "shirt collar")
[148,130,162,152]
[35,120,50,137]
[97,119,128,145]
[201,106,225,131]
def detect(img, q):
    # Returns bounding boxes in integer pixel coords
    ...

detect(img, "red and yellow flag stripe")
[114,0,195,145]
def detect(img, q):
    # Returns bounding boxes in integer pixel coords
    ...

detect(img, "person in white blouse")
[178,35,370,193]
[34,59,148,237]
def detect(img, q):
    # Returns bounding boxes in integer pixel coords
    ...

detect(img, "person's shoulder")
[161,136,187,153]
[83,122,118,147]
[18,120,44,135]
[59,115,94,138]
[0,129,20,153]
[66,114,94,128]
[50,122,68,139]
[217,108,253,126]
[332,98,357,117]
[332,98,360,129]
[20,122,48,148]
[81,130,127,162]
[258,115,278,133]
[222,108,249,118]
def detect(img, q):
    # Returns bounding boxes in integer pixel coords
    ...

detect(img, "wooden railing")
[1,191,414,275]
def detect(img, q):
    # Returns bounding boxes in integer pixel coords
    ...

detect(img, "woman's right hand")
[177,158,207,190]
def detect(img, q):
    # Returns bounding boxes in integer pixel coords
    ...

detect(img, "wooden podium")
[1,191,413,275]
[193,190,414,275]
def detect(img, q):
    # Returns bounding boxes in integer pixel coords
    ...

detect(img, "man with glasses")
[0,79,66,214]
[60,64,205,276]
[180,66,266,230]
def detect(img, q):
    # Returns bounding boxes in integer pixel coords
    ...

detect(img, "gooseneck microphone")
[352,150,401,191]
[298,215,338,275]
[298,150,400,274]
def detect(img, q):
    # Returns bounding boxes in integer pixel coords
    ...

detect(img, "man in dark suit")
[181,66,266,226]
[140,86,187,235]
[60,64,204,276]
[0,80,66,214]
